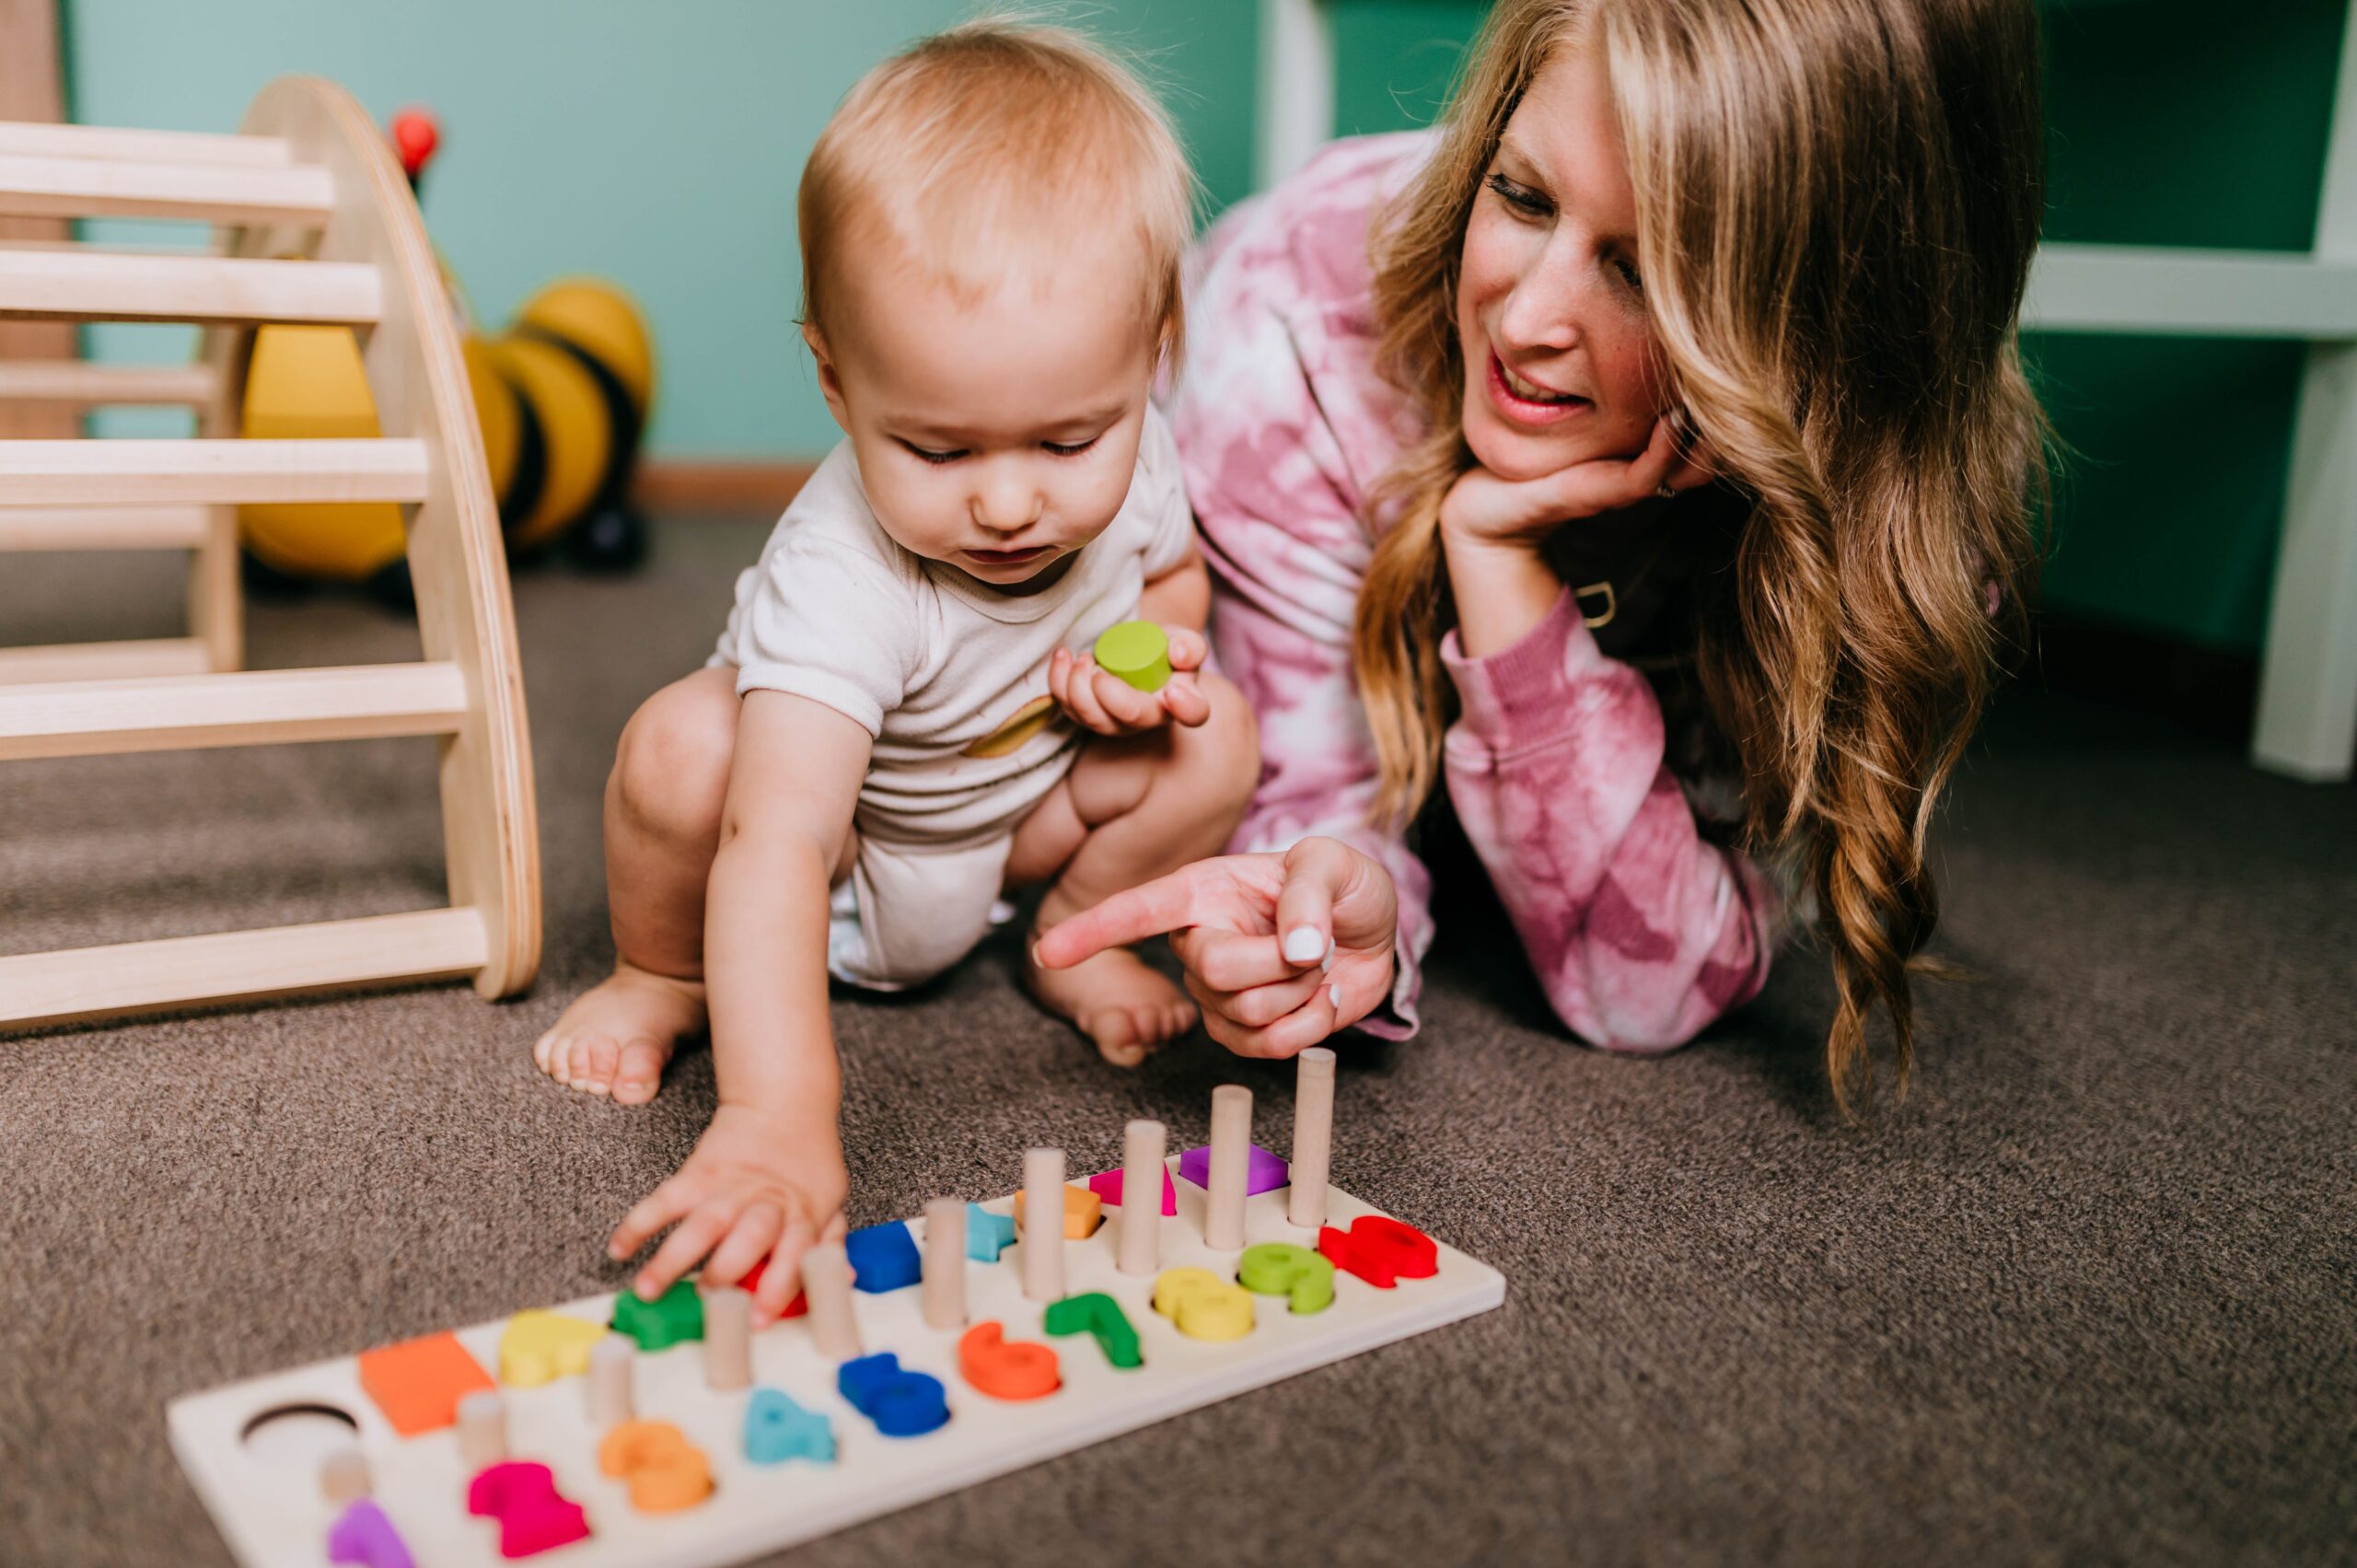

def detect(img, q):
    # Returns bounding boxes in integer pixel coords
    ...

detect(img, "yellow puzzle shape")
[1012,1182,1104,1240]
[498,1309,609,1388]
[1153,1267,1255,1342]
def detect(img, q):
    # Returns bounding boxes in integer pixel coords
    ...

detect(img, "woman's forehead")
[1501,47,1637,237]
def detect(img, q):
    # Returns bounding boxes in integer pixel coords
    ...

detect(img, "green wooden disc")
[1093,620,1171,692]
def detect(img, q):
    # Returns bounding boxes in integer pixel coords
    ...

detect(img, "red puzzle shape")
[356,1330,495,1436]
[1317,1215,1439,1289]
[733,1256,810,1318]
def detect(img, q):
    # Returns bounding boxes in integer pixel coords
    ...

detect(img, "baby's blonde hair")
[798,17,1196,367]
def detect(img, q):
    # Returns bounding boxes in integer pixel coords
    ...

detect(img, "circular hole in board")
[239,1401,359,1466]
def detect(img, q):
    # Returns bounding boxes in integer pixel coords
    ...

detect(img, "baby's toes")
[575,1034,620,1097]
[612,1038,668,1106]
[1086,1010,1145,1068]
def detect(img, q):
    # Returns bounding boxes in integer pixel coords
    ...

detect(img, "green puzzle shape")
[1238,1242,1336,1314]
[610,1278,704,1351]
[1044,1291,1143,1368]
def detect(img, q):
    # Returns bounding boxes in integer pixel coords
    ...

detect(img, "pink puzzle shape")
[1085,1166,1177,1215]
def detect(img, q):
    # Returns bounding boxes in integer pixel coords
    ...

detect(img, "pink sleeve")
[1197,525,1435,1041]
[1170,142,1446,1039]
[1441,590,1782,1051]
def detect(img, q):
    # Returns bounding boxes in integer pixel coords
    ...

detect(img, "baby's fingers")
[701,1200,783,1289]
[1089,666,1164,730]
[1048,646,1074,714]
[609,1176,698,1264]
[1161,672,1210,727]
[1166,627,1209,672]
[636,1198,742,1300]
[1062,655,1120,733]
[750,1217,819,1322]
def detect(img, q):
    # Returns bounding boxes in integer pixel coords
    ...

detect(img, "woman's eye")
[1484,171,1549,216]
[1614,259,1644,294]
[1042,436,1100,458]
[900,441,965,465]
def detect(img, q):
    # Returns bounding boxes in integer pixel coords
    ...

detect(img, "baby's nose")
[970,463,1044,532]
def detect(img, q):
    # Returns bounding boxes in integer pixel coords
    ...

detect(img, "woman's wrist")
[1438,518,1563,659]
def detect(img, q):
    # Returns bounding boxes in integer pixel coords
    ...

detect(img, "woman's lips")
[1485,350,1591,428]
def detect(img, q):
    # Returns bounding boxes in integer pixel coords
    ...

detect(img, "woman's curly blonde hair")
[1353,0,2053,1111]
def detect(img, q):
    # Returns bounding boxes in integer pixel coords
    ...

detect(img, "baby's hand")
[607,1104,848,1324]
[1049,626,1211,736]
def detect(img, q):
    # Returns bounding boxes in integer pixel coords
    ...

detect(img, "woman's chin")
[1463,410,1590,483]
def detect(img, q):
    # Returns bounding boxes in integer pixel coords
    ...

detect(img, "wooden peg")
[1022,1148,1066,1300]
[1117,1119,1167,1276]
[800,1241,863,1362]
[923,1197,967,1330]
[455,1389,506,1472]
[702,1284,751,1391]
[1288,1047,1336,1230]
[319,1443,370,1506]
[586,1332,634,1428]
[1205,1086,1253,1249]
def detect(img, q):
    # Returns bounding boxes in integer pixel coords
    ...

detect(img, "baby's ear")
[803,323,850,428]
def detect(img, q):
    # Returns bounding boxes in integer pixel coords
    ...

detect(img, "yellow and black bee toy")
[238,109,655,601]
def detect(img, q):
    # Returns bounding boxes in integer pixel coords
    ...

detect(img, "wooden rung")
[0,637,214,684]
[0,505,212,551]
[0,249,380,325]
[0,907,491,1032]
[0,438,427,505]
[0,662,468,761]
[0,360,217,404]
[0,120,295,168]
[0,637,211,682]
[0,154,335,225]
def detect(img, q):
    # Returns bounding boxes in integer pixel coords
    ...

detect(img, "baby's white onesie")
[711,406,1194,987]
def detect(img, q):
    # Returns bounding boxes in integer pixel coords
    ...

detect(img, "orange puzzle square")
[357,1330,495,1436]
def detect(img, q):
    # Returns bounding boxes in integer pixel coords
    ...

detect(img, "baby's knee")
[614,682,737,843]
[1186,673,1261,813]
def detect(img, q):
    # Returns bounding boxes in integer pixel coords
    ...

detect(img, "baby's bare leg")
[1008,673,1260,1065]
[537,668,740,1103]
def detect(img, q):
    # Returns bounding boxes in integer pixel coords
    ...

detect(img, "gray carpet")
[2,519,2350,1568]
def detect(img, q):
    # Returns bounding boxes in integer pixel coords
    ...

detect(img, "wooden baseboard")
[630,460,815,517]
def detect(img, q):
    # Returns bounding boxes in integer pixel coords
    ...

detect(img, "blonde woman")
[1039,0,2047,1106]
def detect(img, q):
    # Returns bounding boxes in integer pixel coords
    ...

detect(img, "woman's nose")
[1495,236,1588,354]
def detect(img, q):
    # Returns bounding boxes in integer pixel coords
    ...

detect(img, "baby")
[532,22,1258,1317]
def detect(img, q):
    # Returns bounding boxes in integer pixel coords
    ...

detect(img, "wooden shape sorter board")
[167,1164,1506,1566]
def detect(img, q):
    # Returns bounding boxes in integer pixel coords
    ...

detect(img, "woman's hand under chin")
[1442,412,1717,552]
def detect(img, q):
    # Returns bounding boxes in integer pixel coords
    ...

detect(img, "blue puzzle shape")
[965,1202,1017,1263]
[744,1387,835,1465]
[1177,1142,1290,1195]
[838,1353,950,1437]
[845,1221,922,1293]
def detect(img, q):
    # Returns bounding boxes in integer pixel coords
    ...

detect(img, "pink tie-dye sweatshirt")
[1167,132,1783,1049]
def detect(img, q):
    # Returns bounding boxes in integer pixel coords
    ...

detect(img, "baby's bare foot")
[1024,937,1195,1068]
[533,962,707,1105]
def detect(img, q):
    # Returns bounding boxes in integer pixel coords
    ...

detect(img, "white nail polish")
[1283,927,1326,964]
[1328,984,1341,1011]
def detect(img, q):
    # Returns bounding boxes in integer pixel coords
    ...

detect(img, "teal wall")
[64,0,1258,458]
[60,0,2351,653]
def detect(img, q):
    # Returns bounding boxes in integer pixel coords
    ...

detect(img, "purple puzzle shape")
[1177,1143,1289,1195]
[328,1499,414,1568]
[1085,1166,1178,1216]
